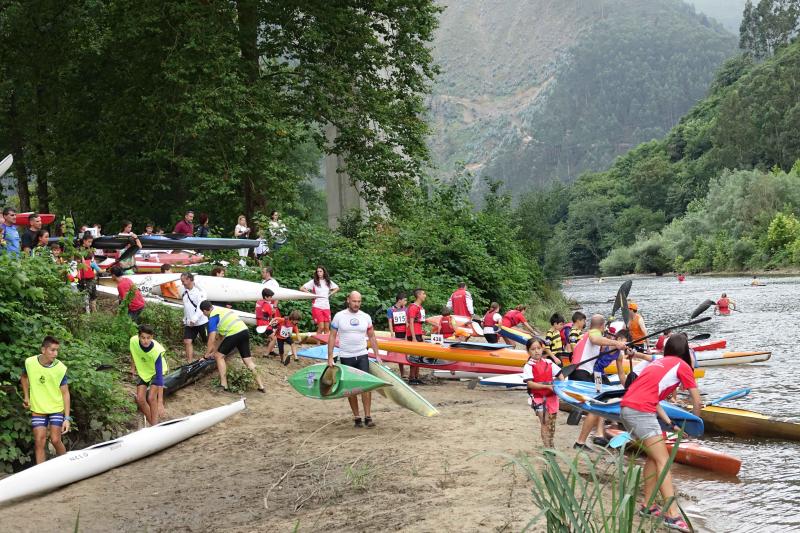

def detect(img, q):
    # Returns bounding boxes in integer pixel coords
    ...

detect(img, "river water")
[564,275,800,533]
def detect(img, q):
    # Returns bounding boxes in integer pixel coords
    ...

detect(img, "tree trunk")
[37,175,49,213]
[236,0,259,224]
[8,91,31,211]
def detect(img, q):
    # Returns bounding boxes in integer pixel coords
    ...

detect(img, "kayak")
[497,325,532,345]
[92,235,260,251]
[14,212,56,226]
[553,381,704,436]
[478,372,620,388]
[97,252,206,273]
[153,274,314,302]
[691,339,727,352]
[375,337,529,368]
[288,363,390,400]
[605,428,741,476]
[163,358,217,396]
[95,284,258,326]
[701,405,800,441]
[599,359,705,379]
[369,361,439,417]
[0,154,12,177]
[0,399,245,504]
[694,350,771,367]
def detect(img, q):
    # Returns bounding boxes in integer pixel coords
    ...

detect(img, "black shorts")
[136,376,151,387]
[484,333,499,344]
[78,279,98,301]
[337,354,370,373]
[218,330,251,359]
[569,369,610,385]
[395,331,406,339]
[277,338,293,354]
[406,334,424,342]
[183,324,208,342]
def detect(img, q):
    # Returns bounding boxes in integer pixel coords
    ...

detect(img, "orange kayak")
[374,338,529,367]
[604,360,705,379]
[606,428,741,476]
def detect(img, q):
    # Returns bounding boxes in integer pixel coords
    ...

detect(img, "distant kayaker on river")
[20,336,71,464]
[129,324,167,426]
[715,293,736,315]
[620,333,702,532]
[327,291,382,428]
[627,302,649,351]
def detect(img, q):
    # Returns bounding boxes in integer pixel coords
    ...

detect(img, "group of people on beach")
[524,302,701,531]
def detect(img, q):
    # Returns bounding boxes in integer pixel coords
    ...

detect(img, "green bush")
[0,255,133,471]
[599,248,636,276]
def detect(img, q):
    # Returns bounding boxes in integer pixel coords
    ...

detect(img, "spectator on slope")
[20,212,42,254]
[195,213,210,237]
[1,207,21,256]
[300,265,340,335]
[77,232,102,313]
[268,210,288,251]
[173,210,194,236]
[234,215,251,266]
[109,266,146,323]
[180,272,208,362]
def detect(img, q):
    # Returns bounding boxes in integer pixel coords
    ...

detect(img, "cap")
[628,302,638,311]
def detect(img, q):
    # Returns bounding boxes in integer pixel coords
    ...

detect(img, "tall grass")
[503,439,689,533]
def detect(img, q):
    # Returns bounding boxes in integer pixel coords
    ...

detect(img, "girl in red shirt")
[522,338,563,448]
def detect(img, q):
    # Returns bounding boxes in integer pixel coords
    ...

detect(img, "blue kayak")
[554,381,704,436]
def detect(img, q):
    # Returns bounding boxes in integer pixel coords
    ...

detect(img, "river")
[564,275,800,533]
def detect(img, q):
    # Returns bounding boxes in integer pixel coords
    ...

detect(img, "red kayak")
[606,428,741,476]
[15,212,56,226]
[691,339,727,352]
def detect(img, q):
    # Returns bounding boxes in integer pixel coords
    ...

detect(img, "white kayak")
[95,284,258,326]
[129,273,315,302]
[0,154,12,178]
[478,373,621,388]
[0,399,245,504]
[695,350,772,367]
[432,370,505,380]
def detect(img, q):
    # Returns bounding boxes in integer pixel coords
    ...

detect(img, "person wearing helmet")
[627,302,648,351]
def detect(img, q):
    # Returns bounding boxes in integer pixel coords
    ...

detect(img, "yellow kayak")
[375,338,528,367]
[701,405,800,441]
[604,360,705,379]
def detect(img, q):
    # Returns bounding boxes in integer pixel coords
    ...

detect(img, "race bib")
[392,311,407,325]
[431,334,444,345]
[280,326,293,338]
[419,309,426,322]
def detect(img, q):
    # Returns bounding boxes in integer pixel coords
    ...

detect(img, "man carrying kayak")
[570,314,627,450]
[20,336,71,464]
[716,293,736,315]
[327,291,382,428]
[199,300,266,393]
[129,324,168,426]
[621,334,702,532]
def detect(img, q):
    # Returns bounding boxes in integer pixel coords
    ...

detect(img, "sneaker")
[364,417,376,428]
[573,442,592,451]
[592,436,610,447]
[638,505,661,518]
[282,352,291,366]
[354,418,363,428]
[663,516,690,532]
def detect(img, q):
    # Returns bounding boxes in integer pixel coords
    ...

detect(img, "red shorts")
[311,307,331,324]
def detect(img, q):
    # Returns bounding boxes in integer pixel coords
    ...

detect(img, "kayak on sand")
[0,400,245,504]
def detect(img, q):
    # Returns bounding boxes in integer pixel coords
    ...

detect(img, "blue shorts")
[31,413,65,429]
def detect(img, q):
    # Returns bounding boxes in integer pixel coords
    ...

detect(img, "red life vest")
[440,316,455,336]
[483,309,498,327]
[717,298,730,315]
[450,288,469,317]
[529,358,555,399]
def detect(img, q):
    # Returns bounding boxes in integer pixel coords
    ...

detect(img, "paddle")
[707,388,750,406]
[609,431,633,449]
[691,299,716,319]
[560,316,712,378]
[610,280,632,323]
[688,333,711,342]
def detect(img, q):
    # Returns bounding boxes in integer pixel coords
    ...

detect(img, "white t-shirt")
[262,278,280,291]
[483,312,502,334]
[302,279,339,310]
[632,352,662,375]
[576,329,603,373]
[330,309,372,358]
[182,285,208,326]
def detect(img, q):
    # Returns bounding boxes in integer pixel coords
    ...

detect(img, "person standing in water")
[300,265,339,334]
[327,291,382,428]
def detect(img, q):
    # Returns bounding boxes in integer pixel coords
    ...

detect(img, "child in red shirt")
[266,310,300,365]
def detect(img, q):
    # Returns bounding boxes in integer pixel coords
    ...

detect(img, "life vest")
[628,314,646,345]
[449,288,470,317]
[545,328,564,352]
[528,358,555,399]
[560,322,573,348]
[24,356,67,414]
[210,307,248,336]
[440,316,455,336]
[717,298,730,315]
[483,310,497,327]
[129,337,169,383]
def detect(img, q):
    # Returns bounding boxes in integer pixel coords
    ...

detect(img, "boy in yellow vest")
[130,324,169,426]
[200,300,265,393]
[20,336,71,464]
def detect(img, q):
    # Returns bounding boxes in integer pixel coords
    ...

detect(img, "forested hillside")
[429,0,738,192]
[687,0,748,31]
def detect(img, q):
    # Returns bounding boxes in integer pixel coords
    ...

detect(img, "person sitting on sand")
[620,334,702,532]
[327,291,383,428]
[129,324,168,426]
[522,337,563,448]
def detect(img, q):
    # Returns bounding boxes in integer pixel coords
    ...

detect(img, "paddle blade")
[620,292,630,325]
[691,299,716,319]
[611,280,632,316]
[566,409,583,425]
[688,333,711,341]
[609,431,633,449]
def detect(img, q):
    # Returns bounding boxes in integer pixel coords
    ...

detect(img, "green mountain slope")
[429,0,738,192]
[687,0,749,31]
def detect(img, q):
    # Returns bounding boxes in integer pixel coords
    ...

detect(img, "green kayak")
[288,363,391,400]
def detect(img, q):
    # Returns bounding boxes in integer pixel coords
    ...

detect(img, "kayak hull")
[497,325,531,345]
[288,363,390,400]
[0,400,245,504]
[369,361,439,417]
[701,405,800,441]
[375,338,528,368]
[606,428,740,476]
[694,350,771,367]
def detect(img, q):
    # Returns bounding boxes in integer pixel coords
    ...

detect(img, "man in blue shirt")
[1,207,21,256]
